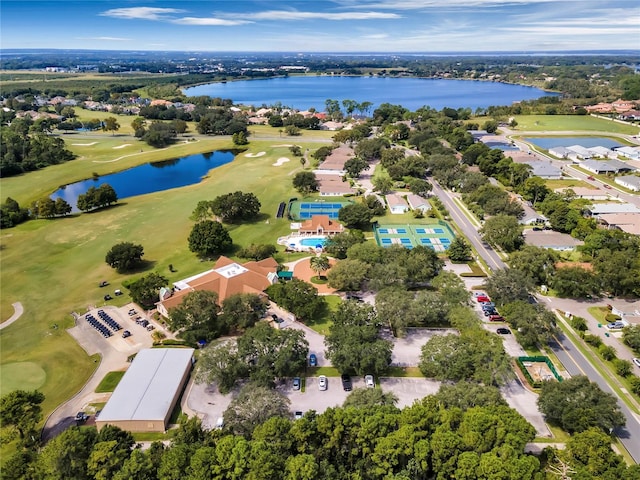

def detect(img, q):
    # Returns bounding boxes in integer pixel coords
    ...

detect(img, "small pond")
[524,137,624,150]
[52,150,235,210]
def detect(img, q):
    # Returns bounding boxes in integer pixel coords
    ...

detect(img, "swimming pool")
[300,237,327,247]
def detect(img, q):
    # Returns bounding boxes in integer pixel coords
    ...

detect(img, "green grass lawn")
[0,362,47,395]
[95,370,126,393]
[512,115,640,135]
[0,132,333,419]
[543,178,594,190]
[306,294,342,335]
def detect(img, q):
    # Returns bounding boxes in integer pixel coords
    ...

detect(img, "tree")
[54,197,72,217]
[324,301,392,375]
[188,220,232,258]
[237,243,277,261]
[550,267,599,298]
[432,381,507,410]
[309,255,330,279]
[105,242,144,272]
[343,388,398,409]
[372,172,394,194]
[0,389,45,444]
[224,384,291,438]
[210,191,261,223]
[327,259,370,291]
[521,177,550,206]
[447,236,471,262]
[131,117,146,132]
[112,449,156,480]
[508,245,557,286]
[265,279,325,321]
[232,131,249,145]
[419,331,513,386]
[375,287,416,336]
[87,440,131,480]
[292,171,318,195]
[499,301,557,349]
[128,272,168,309]
[36,426,97,480]
[102,116,120,135]
[482,268,534,306]
[324,230,366,259]
[221,293,267,332]
[167,290,223,340]
[480,214,524,252]
[142,122,177,147]
[194,340,248,394]
[538,376,625,434]
[559,427,630,479]
[338,203,374,229]
[593,249,640,296]
[344,157,369,178]
[364,195,386,216]
[405,177,432,197]
[623,325,640,355]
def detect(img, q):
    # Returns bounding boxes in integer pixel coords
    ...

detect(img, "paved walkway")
[0,302,24,330]
[286,256,338,295]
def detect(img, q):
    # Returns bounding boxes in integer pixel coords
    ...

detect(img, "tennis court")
[374,222,455,252]
[288,200,353,220]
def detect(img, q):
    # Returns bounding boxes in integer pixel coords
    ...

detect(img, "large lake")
[184,76,557,111]
[52,151,234,210]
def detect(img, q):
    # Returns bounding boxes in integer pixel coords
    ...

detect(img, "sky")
[1,0,639,53]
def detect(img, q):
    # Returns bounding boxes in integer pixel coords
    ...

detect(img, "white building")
[406,194,431,213]
[385,194,409,214]
[615,175,640,192]
[616,146,640,160]
[548,146,573,159]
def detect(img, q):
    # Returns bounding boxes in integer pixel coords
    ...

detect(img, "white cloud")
[77,36,131,41]
[243,10,400,21]
[362,33,390,39]
[336,0,556,10]
[173,17,252,26]
[100,7,185,20]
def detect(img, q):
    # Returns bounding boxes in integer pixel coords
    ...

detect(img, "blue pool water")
[299,237,327,247]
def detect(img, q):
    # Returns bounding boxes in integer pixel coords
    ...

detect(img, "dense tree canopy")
[538,376,625,434]
[105,242,144,273]
[0,389,45,445]
[187,220,233,258]
[480,214,524,252]
[127,272,168,308]
[292,171,318,195]
[210,191,261,223]
[265,279,325,322]
[168,290,222,342]
[77,184,118,212]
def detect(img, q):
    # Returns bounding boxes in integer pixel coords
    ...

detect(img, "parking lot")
[383,328,457,367]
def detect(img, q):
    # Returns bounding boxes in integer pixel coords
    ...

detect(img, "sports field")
[374,222,455,251]
[288,199,353,220]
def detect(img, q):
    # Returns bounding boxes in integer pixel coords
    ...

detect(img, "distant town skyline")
[1,0,638,53]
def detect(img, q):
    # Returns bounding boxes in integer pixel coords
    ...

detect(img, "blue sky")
[1,0,638,52]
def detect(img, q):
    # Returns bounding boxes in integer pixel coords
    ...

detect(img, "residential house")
[597,213,640,235]
[157,257,279,318]
[523,230,584,251]
[318,145,354,172]
[519,203,547,225]
[406,194,431,213]
[298,215,344,235]
[580,159,635,175]
[555,187,610,201]
[321,121,344,131]
[619,110,640,121]
[315,173,354,196]
[588,146,615,159]
[548,146,573,159]
[610,300,640,325]
[566,145,592,160]
[589,203,640,216]
[527,161,563,180]
[385,194,409,214]
[616,146,640,160]
[615,175,640,192]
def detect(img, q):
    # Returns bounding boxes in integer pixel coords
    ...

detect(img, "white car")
[365,374,375,388]
[318,375,328,391]
[633,358,640,368]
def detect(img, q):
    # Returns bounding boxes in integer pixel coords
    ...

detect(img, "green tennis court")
[374,222,455,251]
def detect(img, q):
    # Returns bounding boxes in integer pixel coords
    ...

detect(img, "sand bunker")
[273,157,291,166]
[272,144,294,148]
[72,142,98,146]
[113,144,131,149]
[245,151,266,158]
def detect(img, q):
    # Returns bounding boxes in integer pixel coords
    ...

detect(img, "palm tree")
[309,255,330,279]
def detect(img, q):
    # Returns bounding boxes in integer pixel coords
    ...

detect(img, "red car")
[476,296,490,303]
[489,314,504,322]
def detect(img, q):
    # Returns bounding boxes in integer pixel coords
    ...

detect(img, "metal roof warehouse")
[96,348,195,432]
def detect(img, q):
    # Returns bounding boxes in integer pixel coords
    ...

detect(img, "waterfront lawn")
[512,115,639,135]
[0,136,338,418]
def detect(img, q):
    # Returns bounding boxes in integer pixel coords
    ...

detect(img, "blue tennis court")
[374,223,456,251]
[434,228,445,234]
[289,200,352,221]
[381,238,392,244]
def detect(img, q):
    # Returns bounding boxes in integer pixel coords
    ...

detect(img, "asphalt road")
[431,175,640,460]
[548,332,640,461]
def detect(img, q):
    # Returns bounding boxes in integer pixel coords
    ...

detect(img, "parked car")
[294,411,304,420]
[103,294,112,301]
[489,314,505,322]
[633,358,640,368]
[483,309,497,316]
[473,292,486,298]
[99,281,108,288]
[309,354,317,367]
[587,175,595,180]
[114,289,123,296]
[496,327,511,335]
[75,412,89,423]
[318,375,328,391]
[122,330,131,338]
[215,417,224,429]
[341,374,352,391]
[365,374,375,388]
[604,184,612,189]
[476,296,490,303]
[292,377,301,390]
[606,321,625,330]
